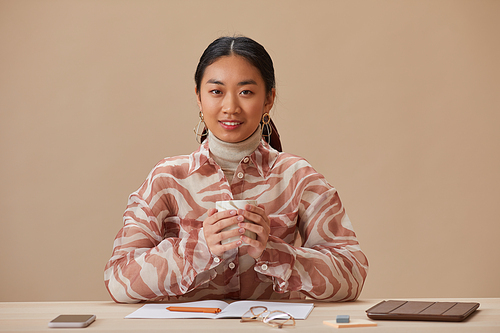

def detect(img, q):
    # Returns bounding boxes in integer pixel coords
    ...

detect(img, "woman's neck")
[208,127,261,182]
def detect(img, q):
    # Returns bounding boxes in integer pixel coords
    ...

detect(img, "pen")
[166,306,222,314]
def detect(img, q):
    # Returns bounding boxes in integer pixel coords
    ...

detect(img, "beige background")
[1,0,499,302]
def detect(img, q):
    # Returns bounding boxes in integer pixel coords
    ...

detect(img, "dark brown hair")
[195,36,282,151]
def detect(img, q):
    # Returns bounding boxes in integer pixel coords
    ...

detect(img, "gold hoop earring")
[193,111,207,144]
[261,112,272,144]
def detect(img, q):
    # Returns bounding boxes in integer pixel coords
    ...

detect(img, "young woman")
[104,36,368,303]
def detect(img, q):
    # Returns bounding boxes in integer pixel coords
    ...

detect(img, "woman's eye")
[240,90,253,96]
[210,89,222,95]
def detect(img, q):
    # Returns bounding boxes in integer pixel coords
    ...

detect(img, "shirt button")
[237,172,244,179]
[243,157,250,163]
[228,262,236,269]
[213,257,221,263]
[261,264,268,271]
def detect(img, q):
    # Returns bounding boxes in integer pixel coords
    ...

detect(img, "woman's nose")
[222,94,240,114]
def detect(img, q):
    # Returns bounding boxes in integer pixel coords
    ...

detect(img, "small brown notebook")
[366,300,479,322]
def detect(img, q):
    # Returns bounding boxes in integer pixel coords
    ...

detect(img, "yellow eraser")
[323,319,378,328]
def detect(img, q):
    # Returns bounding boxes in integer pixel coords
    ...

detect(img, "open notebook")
[125,300,314,320]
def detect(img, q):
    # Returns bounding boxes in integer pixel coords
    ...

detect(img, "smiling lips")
[219,120,243,129]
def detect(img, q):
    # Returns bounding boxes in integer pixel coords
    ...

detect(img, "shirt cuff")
[184,228,222,271]
[253,238,295,292]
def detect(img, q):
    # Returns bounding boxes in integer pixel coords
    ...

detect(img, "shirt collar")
[250,141,280,178]
[188,138,279,177]
[188,140,211,175]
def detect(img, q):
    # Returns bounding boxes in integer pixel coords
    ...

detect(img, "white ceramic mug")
[215,200,257,245]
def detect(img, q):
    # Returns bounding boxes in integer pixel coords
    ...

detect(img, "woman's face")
[196,55,275,143]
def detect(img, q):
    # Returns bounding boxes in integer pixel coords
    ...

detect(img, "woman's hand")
[236,204,270,259]
[203,208,245,257]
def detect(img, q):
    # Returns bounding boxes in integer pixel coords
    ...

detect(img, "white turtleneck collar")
[208,126,261,183]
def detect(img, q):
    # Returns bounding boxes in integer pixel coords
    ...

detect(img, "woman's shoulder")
[154,154,191,167]
[149,145,209,176]
[276,151,312,165]
[274,152,333,188]
[272,151,319,174]
[144,154,194,179]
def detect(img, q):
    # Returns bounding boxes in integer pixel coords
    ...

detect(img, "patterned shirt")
[104,140,368,303]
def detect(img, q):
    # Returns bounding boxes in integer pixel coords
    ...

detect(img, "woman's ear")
[264,88,276,112]
[195,86,202,110]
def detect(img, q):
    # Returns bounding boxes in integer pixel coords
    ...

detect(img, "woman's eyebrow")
[237,79,257,86]
[205,79,257,86]
[206,79,224,85]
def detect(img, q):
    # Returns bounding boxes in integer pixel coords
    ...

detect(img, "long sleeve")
[104,155,223,303]
[253,159,368,301]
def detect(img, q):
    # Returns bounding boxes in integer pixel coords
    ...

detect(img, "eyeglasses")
[240,306,296,329]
